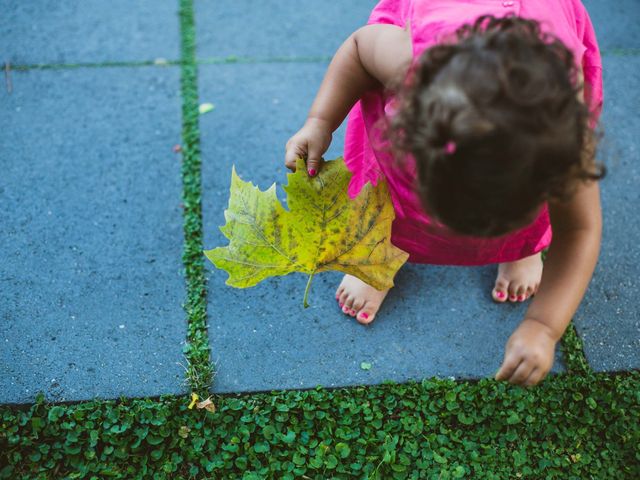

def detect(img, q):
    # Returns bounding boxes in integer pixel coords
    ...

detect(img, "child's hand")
[285,118,333,176]
[495,318,558,387]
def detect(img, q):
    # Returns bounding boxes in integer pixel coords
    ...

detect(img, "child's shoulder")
[355,25,412,90]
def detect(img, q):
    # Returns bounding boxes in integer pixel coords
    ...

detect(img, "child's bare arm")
[522,66,602,341]
[285,24,412,174]
[496,179,602,385]
[496,68,603,386]
[307,23,412,130]
[526,181,602,340]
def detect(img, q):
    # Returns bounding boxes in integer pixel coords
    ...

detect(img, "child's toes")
[492,287,508,302]
[349,300,366,317]
[351,299,365,313]
[341,296,354,314]
[492,279,509,302]
[342,305,352,315]
[507,285,520,302]
[338,291,349,307]
[356,305,375,325]
[342,300,352,315]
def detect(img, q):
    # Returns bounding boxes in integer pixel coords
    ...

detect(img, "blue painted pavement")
[1,0,638,404]
[194,0,376,59]
[572,55,640,372]
[0,0,180,65]
[581,0,640,50]
[0,67,187,404]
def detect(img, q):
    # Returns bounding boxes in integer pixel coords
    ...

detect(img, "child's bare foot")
[492,252,543,303]
[335,274,389,325]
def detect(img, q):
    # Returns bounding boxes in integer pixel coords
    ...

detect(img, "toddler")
[284,0,604,387]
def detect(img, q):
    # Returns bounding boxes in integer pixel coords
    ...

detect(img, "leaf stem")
[303,272,315,308]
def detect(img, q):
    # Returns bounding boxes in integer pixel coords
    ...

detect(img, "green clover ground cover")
[1,373,639,479]
[1,0,639,478]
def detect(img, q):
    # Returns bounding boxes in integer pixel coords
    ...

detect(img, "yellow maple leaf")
[204,157,409,307]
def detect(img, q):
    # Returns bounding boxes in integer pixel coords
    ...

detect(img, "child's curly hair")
[388,14,605,237]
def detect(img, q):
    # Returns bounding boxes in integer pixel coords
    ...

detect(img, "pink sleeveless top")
[343,0,603,265]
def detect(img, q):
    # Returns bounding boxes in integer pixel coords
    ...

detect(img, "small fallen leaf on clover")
[196,397,216,413]
[204,157,409,307]
[178,426,191,438]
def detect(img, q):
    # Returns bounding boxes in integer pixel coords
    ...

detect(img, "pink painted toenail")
[308,168,316,176]
[339,303,343,308]
[361,312,369,320]
[518,295,524,301]
[496,291,505,299]
[350,309,356,315]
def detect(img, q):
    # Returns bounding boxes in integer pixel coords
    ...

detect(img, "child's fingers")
[522,367,542,387]
[284,141,307,171]
[508,361,534,385]
[494,352,522,382]
[306,142,326,177]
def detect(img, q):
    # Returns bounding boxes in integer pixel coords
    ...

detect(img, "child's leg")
[492,252,543,303]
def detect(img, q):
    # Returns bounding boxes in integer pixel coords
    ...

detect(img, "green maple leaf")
[203,157,409,307]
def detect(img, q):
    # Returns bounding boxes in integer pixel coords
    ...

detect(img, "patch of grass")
[6,56,331,73]
[6,60,181,71]
[178,0,212,394]
[560,322,592,376]
[198,55,332,65]
[601,48,640,57]
[1,373,639,479]
[2,55,331,72]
